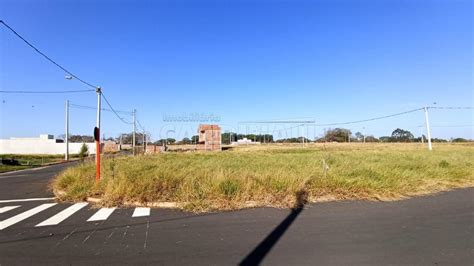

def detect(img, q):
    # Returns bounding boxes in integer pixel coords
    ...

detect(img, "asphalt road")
[0,162,75,200]
[0,164,472,265]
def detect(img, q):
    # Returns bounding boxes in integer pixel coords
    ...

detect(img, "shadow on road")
[239,189,308,266]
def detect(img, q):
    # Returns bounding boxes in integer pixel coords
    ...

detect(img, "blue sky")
[1,0,472,141]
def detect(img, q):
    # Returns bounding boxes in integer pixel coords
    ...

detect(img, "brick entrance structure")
[197,124,221,151]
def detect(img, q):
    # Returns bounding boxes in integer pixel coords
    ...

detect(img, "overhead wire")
[427,106,473,110]
[136,119,146,131]
[69,103,133,115]
[0,89,95,94]
[101,92,133,124]
[0,20,98,89]
[314,108,425,126]
[3,19,468,136]
[1,20,146,132]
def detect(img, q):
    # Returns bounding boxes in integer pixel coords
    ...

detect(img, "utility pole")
[423,107,433,151]
[65,100,69,161]
[143,128,146,154]
[95,87,102,182]
[363,127,366,143]
[302,125,305,147]
[306,124,308,145]
[132,109,136,155]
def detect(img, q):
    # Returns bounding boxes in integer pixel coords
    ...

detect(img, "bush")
[79,143,89,161]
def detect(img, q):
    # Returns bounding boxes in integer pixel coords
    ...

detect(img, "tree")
[364,136,379,142]
[324,128,351,142]
[78,143,89,161]
[391,128,414,142]
[191,135,199,144]
[178,137,192,145]
[354,132,363,142]
[153,138,176,145]
[452,138,469,143]
[117,132,145,145]
[69,135,94,143]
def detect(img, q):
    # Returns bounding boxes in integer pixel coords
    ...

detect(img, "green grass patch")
[0,154,80,173]
[52,143,474,212]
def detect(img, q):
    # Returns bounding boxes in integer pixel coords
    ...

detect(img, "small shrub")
[79,143,89,161]
[219,179,241,198]
[439,160,449,168]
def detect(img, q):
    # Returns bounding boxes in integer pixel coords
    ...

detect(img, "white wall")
[0,139,96,155]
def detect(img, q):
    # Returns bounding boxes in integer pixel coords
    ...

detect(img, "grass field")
[52,143,474,212]
[0,154,75,173]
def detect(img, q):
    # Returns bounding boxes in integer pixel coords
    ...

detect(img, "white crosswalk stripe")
[0,205,20,214]
[36,202,88,227]
[87,207,116,222]
[0,203,57,230]
[132,207,150,217]
[0,203,152,229]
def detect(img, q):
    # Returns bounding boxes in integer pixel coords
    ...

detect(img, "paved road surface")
[0,164,472,265]
[0,162,75,200]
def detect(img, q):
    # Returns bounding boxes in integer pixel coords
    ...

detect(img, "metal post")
[132,109,136,155]
[65,100,69,161]
[306,124,308,145]
[95,87,102,182]
[302,125,305,147]
[142,129,146,153]
[424,107,432,151]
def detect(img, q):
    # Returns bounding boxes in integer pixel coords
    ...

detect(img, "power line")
[240,119,315,124]
[0,89,95,94]
[101,92,133,124]
[416,124,474,128]
[427,106,473,110]
[0,20,97,89]
[314,108,424,127]
[136,119,145,131]
[69,103,133,115]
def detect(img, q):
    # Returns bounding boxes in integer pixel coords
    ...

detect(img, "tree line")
[61,128,471,145]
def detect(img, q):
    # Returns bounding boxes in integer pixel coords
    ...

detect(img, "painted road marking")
[0,203,57,230]
[0,206,20,214]
[36,203,88,227]
[132,207,150,217]
[87,207,116,222]
[0,197,55,203]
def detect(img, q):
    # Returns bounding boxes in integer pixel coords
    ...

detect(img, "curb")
[86,197,183,209]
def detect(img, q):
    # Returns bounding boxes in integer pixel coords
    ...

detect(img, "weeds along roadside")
[52,143,474,212]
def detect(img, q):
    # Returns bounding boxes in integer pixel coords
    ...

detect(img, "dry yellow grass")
[52,143,474,212]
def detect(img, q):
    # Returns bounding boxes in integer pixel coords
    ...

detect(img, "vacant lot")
[53,143,474,212]
[0,154,74,173]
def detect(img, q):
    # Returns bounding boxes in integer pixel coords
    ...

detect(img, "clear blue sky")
[1,0,472,141]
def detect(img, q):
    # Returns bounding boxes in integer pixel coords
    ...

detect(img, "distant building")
[231,137,261,146]
[102,140,120,153]
[145,144,165,154]
[197,124,222,151]
[0,134,96,155]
